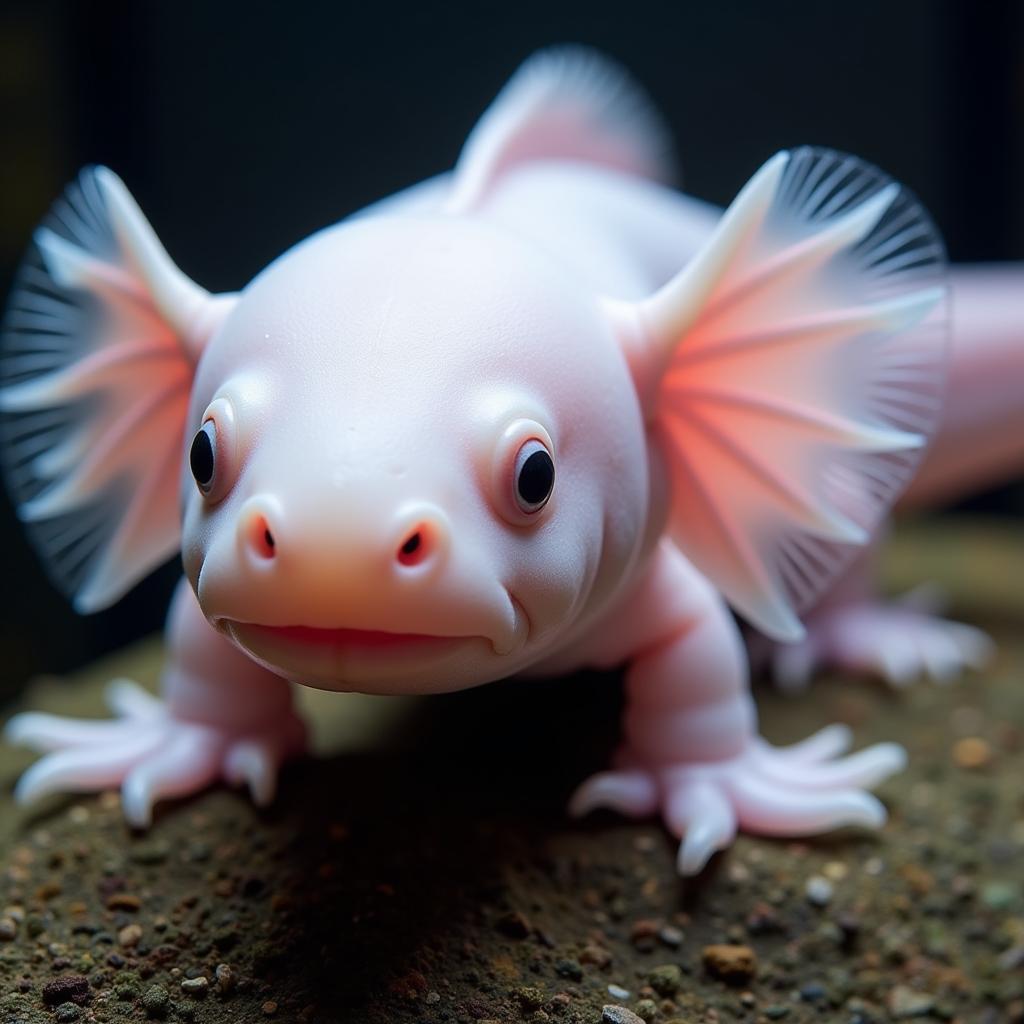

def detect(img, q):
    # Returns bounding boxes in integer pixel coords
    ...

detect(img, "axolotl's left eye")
[514,439,555,514]
[491,419,556,525]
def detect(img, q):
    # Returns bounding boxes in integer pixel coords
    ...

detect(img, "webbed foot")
[569,724,904,876]
[767,591,994,692]
[4,679,307,826]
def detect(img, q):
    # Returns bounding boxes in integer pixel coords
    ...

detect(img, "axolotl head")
[181,215,656,693]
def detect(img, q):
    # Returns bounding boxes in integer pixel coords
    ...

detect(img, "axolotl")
[1,49,962,874]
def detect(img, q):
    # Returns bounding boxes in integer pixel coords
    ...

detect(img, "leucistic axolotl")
[1,49,949,874]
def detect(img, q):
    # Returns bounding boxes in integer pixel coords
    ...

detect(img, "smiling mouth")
[233,622,471,652]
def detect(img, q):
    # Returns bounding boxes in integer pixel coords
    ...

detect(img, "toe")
[121,728,221,828]
[875,633,922,687]
[225,740,280,806]
[105,679,164,721]
[5,712,139,753]
[754,740,907,790]
[14,727,165,806]
[776,723,853,763]
[569,770,658,819]
[728,773,888,835]
[663,781,737,876]
[946,622,996,671]
[917,627,966,684]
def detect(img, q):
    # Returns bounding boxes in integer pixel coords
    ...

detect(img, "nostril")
[397,526,430,568]
[248,514,276,560]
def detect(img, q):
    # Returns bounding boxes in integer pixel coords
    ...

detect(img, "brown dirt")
[1,517,1023,1024]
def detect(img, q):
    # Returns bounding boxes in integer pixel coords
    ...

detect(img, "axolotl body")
[1,50,961,873]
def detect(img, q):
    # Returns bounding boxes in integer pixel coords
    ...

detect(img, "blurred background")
[0,0,1022,699]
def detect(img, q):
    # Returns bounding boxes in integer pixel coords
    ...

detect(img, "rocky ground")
[0,518,1022,1024]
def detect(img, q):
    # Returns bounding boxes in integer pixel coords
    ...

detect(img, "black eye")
[190,420,217,494]
[514,439,555,514]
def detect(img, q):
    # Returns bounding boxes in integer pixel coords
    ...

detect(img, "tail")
[900,264,1024,508]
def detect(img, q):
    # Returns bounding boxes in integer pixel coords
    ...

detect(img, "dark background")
[0,0,1022,700]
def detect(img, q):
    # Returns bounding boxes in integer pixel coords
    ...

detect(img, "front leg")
[569,544,905,875]
[5,578,306,826]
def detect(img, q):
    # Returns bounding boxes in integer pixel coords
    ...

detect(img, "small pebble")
[554,958,582,982]
[68,805,90,825]
[602,1006,645,1024]
[607,984,631,1000]
[181,976,209,996]
[0,916,18,940]
[657,924,684,948]
[630,919,659,950]
[54,1004,81,1023]
[953,737,993,770]
[888,985,935,1018]
[634,998,658,1022]
[647,964,682,996]
[118,923,143,948]
[106,893,142,912]
[215,963,235,993]
[805,876,834,907]
[702,944,757,985]
[822,860,848,881]
[42,976,91,1007]
[581,944,613,968]
[262,1000,278,1016]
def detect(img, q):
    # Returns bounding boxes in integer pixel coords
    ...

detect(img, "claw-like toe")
[121,729,222,828]
[776,723,853,763]
[105,679,164,721]
[665,781,737,876]
[569,770,658,819]
[14,728,165,806]
[6,678,305,824]
[728,773,887,835]
[5,712,140,753]
[754,740,906,790]
[225,740,279,806]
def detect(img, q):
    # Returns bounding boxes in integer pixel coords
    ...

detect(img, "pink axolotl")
[1,48,1006,875]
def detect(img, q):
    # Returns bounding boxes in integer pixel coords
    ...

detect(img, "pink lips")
[239,622,463,652]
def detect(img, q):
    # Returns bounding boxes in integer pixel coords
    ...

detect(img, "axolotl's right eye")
[189,421,218,494]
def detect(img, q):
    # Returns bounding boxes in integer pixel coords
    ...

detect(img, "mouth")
[233,622,471,653]
[222,619,480,686]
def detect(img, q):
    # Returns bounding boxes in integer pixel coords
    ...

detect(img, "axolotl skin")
[1,49,956,874]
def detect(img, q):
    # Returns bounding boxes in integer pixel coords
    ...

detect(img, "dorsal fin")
[445,46,675,215]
